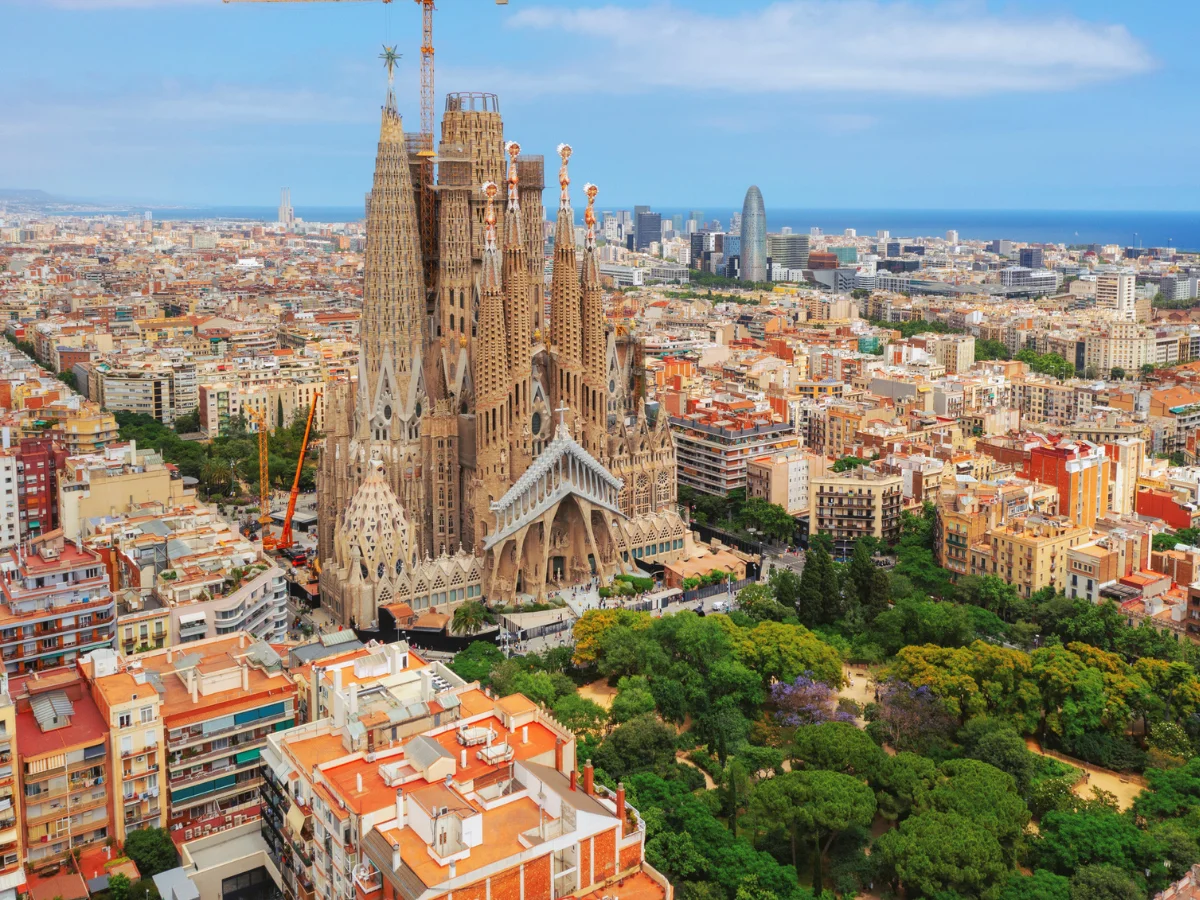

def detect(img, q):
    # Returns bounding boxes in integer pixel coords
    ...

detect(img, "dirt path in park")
[675,751,718,790]
[1024,738,1146,811]
[577,679,616,709]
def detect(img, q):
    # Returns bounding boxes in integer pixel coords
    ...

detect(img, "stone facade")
[318,80,679,628]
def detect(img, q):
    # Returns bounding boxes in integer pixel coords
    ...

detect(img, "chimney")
[190,676,198,705]
[569,769,577,792]
[583,760,594,796]
[460,749,467,769]
[350,683,359,717]
[333,667,342,693]
[554,738,563,773]
[241,664,249,692]
[333,691,346,729]
[395,789,405,826]
[356,773,363,794]
[450,861,457,880]
[239,632,245,649]
[392,842,401,872]
[521,725,528,745]
[166,647,173,663]
[616,782,626,837]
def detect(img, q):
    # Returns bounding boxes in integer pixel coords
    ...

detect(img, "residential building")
[1097,271,1137,321]
[85,648,166,842]
[57,441,195,543]
[1023,438,1110,529]
[0,678,21,898]
[809,467,904,558]
[747,450,825,516]
[135,635,298,838]
[671,410,799,495]
[14,666,112,866]
[969,515,1091,598]
[0,530,115,675]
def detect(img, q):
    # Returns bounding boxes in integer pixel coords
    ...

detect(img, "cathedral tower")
[472,183,512,550]
[503,142,534,478]
[549,144,584,436]
[580,183,608,460]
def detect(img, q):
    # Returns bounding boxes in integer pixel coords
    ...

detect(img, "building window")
[118,713,132,728]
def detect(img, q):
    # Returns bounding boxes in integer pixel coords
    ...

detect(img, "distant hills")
[0,189,57,203]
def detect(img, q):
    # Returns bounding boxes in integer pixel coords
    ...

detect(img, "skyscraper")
[740,185,767,282]
[635,211,662,251]
[278,187,294,230]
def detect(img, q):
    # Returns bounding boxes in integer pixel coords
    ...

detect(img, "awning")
[178,611,206,625]
[286,802,305,838]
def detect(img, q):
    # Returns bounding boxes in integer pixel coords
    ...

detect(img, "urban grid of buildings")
[6,37,1200,900]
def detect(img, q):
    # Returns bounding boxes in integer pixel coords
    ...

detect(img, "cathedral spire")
[580,182,607,459]
[503,142,533,478]
[359,54,427,444]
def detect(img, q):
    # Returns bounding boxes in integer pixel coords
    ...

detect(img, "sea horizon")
[43,204,1200,251]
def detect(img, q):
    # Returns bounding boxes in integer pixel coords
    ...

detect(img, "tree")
[1142,363,1157,377]
[736,583,793,623]
[924,759,1031,855]
[108,874,132,900]
[791,722,888,782]
[793,540,840,626]
[998,870,1070,900]
[830,456,869,473]
[593,713,677,780]
[450,601,494,635]
[448,641,504,684]
[866,681,956,753]
[572,608,650,667]
[1032,808,1152,879]
[959,717,1037,793]
[173,408,201,434]
[1067,865,1142,900]
[124,827,180,877]
[1110,367,1126,381]
[975,339,1011,362]
[734,620,844,687]
[552,694,608,738]
[737,497,797,544]
[771,674,854,727]
[609,676,658,724]
[56,370,77,391]
[874,810,1008,900]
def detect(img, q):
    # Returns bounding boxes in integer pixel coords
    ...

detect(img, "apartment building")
[0,678,20,899]
[929,334,976,375]
[198,378,326,438]
[33,401,118,457]
[92,359,198,427]
[85,649,166,843]
[809,467,904,558]
[14,667,112,867]
[969,515,1091,598]
[671,410,798,495]
[1084,322,1152,374]
[1097,271,1136,321]
[0,531,115,675]
[1023,438,1111,529]
[57,441,195,543]
[746,450,825,515]
[0,454,17,553]
[1065,529,1148,604]
[935,478,1059,580]
[135,635,298,840]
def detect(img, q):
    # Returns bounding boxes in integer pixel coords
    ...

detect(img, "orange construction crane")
[275,392,322,553]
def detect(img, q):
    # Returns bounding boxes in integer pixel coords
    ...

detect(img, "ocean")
[57,205,1200,251]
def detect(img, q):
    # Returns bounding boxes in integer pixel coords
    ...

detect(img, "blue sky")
[0,0,1195,210]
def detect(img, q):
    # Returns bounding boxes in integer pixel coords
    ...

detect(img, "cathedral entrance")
[551,556,566,581]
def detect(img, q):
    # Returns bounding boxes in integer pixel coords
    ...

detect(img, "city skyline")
[2,0,1194,210]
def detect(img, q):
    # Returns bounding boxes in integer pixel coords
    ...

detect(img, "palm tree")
[451,601,493,635]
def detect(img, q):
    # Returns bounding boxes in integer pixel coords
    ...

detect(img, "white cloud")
[510,1,1154,97]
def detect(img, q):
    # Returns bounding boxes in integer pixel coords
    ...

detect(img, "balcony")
[167,709,292,751]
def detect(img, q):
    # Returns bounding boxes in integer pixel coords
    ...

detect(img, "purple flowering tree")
[868,680,955,751]
[771,672,857,727]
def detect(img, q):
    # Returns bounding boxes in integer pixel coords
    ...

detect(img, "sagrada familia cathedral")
[318,70,684,630]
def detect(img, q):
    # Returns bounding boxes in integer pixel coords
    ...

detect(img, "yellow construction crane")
[250,408,272,536]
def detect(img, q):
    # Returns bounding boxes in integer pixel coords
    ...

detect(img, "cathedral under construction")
[317,71,684,630]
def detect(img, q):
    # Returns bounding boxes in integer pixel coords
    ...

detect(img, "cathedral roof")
[485,421,624,551]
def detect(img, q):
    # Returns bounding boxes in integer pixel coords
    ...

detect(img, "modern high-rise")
[1097,271,1137,321]
[635,211,661,251]
[767,233,810,270]
[278,188,294,230]
[740,185,767,282]
[1019,247,1044,269]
